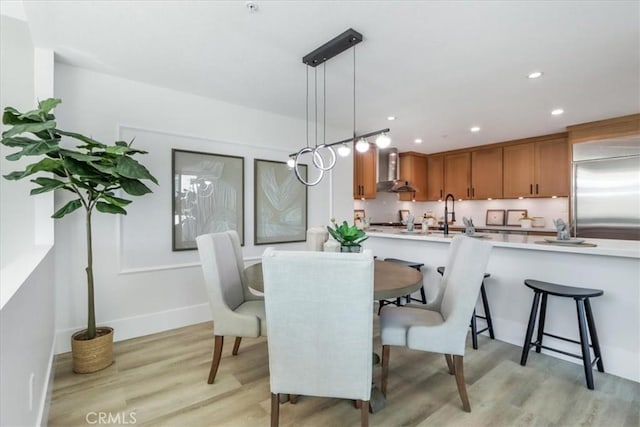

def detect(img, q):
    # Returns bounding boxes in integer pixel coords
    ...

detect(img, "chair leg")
[359,400,369,427]
[207,335,224,384]
[584,298,604,373]
[271,393,280,427]
[470,309,478,350]
[232,337,242,356]
[289,394,298,404]
[535,294,548,353]
[576,299,595,390]
[480,283,495,339]
[419,285,427,304]
[452,355,471,412]
[520,292,541,366]
[381,345,390,397]
[444,354,455,375]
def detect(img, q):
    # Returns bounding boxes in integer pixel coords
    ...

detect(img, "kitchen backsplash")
[354,192,569,226]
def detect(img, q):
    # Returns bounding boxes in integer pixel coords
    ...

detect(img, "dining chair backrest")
[424,235,466,311]
[439,235,492,335]
[261,248,375,401]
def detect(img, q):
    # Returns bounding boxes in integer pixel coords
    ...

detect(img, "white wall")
[53,63,353,352]
[0,14,56,427]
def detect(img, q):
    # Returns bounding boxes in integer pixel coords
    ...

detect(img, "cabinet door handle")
[535,184,539,194]
[440,189,443,198]
[530,184,533,194]
[467,188,470,197]
[472,187,475,198]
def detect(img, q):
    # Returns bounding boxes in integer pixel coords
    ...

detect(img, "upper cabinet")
[444,152,471,199]
[398,153,428,201]
[503,135,569,198]
[353,145,377,199]
[471,146,503,199]
[426,155,444,201]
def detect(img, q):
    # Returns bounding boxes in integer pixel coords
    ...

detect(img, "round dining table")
[245,259,423,300]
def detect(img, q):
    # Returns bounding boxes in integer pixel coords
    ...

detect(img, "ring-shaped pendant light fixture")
[289,28,391,186]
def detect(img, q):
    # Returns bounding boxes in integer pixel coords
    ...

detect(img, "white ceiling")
[19,0,640,153]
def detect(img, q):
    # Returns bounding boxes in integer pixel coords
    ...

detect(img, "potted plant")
[519,214,534,229]
[1,98,157,373]
[327,219,368,252]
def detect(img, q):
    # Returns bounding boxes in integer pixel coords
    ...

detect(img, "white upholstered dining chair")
[379,235,492,412]
[261,248,374,427]
[196,231,266,384]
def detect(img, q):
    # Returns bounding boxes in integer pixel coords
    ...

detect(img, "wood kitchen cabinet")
[353,145,377,199]
[426,155,444,200]
[503,135,568,198]
[444,152,471,199]
[398,153,428,201]
[471,146,503,199]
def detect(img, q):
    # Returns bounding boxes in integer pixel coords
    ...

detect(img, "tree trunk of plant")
[86,210,96,340]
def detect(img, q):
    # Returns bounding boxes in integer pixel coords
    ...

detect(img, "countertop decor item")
[327,218,368,251]
[1,98,157,373]
[463,217,476,235]
[288,28,390,186]
[486,210,506,226]
[519,215,535,229]
[507,209,528,226]
[553,218,571,240]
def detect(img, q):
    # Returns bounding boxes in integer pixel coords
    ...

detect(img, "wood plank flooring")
[49,315,639,426]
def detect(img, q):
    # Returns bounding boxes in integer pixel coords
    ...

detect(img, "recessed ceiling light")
[470,126,480,133]
[387,116,396,121]
[551,108,564,116]
[414,138,422,144]
[528,71,543,79]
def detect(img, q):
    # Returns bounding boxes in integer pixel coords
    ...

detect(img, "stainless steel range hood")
[376,148,416,192]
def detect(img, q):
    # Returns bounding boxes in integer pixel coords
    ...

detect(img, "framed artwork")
[486,209,506,226]
[254,159,308,245]
[172,149,244,250]
[507,209,528,226]
[399,209,410,223]
[354,209,366,225]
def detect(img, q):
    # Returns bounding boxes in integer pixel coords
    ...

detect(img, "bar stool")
[437,266,494,350]
[377,258,426,315]
[520,279,604,390]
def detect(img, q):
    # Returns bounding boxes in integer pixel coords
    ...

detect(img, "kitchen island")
[363,229,640,382]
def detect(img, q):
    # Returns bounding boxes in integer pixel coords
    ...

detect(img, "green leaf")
[62,157,102,178]
[5,139,59,161]
[60,149,103,162]
[56,130,106,148]
[115,156,158,184]
[96,201,127,215]
[105,145,148,155]
[2,120,56,138]
[100,194,132,207]
[1,136,41,147]
[89,161,118,176]
[52,199,83,218]
[37,98,62,114]
[3,158,64,180]
[115,140,128,147]
[120,178,152,196]
[29,177,67,195]
[2,108,39,125]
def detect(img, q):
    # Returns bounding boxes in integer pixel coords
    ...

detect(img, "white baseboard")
[54,303,212,354]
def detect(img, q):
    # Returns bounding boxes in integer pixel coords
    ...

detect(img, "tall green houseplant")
[1,98,157,344]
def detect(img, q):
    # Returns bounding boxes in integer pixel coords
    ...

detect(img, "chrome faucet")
[444,194,456,235]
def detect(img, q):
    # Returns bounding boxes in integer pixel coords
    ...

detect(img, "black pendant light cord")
[306,66,309,149]
[353,44,356,140]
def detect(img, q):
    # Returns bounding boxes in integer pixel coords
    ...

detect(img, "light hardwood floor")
[49,316,639,426]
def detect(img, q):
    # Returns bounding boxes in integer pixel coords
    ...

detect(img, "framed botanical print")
[172,149,244,250]
[254,159,307,245]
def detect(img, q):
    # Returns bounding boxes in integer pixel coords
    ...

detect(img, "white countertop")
[365,229,640,259]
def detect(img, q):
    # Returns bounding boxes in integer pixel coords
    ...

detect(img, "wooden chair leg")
[444,354,455,375]
[381,345,390,397]
[207,335,224,384]
[271,393,280,427]
[232,337,242,356]
[354,399,362,408]
[289,394,298,404]
[453,355,471,412]
[359,400,369,427]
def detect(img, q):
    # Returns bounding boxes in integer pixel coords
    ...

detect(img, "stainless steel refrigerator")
[572,136,640,240]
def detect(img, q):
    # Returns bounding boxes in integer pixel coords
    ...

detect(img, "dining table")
[244,259,424,300]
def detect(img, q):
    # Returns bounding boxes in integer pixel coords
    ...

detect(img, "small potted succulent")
[327,219,368,252]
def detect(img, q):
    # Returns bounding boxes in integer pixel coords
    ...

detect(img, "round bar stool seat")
[520,279,604,390]
[377,258,426,314]
[437,266,493,350]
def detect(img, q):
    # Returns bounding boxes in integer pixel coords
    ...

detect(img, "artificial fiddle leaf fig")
[1,98,157,340]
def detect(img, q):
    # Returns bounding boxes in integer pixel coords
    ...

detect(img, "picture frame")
[507,209,528,226]
[486,209,506,226]
[254,159,308,245]
[354,209,366,225]
[172,149,244,251]
[399,209,410,223]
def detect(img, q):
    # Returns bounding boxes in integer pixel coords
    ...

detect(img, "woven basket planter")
[71,327,114,374]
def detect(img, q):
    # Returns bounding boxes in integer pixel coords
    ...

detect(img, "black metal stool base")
[437,266,493,350]
[520,279,604,390]
[378,259,426,315]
